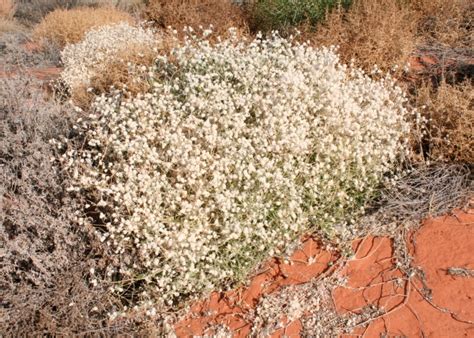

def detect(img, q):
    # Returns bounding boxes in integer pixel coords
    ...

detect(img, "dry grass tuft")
[415,81,473,163]
[0,0,15,19]
[33,6,134,47]
[305,0,417,72]
[70,42,159,109]
[144,0,248,39]
[413,0,473,49]
[0,17,22,33]
[301,0,472,73]
[376,163,472,222]
[90,45,154,92]
[0,0,21,33]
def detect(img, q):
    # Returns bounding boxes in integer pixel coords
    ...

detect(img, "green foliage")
[248,0,351,33]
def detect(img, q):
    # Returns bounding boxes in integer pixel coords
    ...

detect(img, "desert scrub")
[305,0,472,73]
[33,6,133,47]
[248,0,351,33]
[1,75,91,334]
[60,22,156,104]
[14,0,83,24]
[0,0,21,33]
[60,30,412,307]
[0,74,170,335]
[415,81,473,163]
[0,32,61,67]
[144,0,248,39]
[306,0,417,73]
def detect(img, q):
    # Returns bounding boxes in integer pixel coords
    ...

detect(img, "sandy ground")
[175,210,474,336]
[0,66,61,81]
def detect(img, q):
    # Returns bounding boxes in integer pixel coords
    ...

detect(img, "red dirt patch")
[407,50,474,83]
[22,42,43,53]
[333,236,405,318]
[174,237,338,336]
[175,210,474,336]
[332,209,474,337]
[0,66,62,82]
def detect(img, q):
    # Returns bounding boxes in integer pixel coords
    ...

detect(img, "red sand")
[406,52,474,83]
[0,41,61,82]
[341,210,474,337]
[175,237,338,337]
[0,67,61,81]
[175,210,474,336]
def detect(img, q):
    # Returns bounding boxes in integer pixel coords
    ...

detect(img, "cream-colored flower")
[62,29,412,307]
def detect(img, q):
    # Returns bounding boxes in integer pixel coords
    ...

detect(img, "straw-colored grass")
[0,0,15,19]
[33,6,134,47]
[415,81,473,163]
[144,0,248,39]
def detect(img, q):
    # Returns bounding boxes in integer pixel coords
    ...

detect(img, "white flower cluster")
[60,22,156,90]
[62,30,411,306]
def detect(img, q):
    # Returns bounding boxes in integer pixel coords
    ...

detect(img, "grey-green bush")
[0,75,120,335]
[248,0,351,33]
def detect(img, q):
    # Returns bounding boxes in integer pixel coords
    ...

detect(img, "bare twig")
[446,267,474,278]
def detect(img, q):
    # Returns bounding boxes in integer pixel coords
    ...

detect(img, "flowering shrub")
[60,22,156,92]
[62,30,411,306]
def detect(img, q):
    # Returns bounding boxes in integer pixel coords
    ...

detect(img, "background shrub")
[14,0,143,24]
[0,75,110,335]
[248,0,351,33]
[415,81,473,163]
[300,0,472,164]
[62,32,412,306]
[0,0,21,33]
[307,0,417,72]
[0,0,15,18]
[59,22,157,107]
[413,0,473,49]
[297,0,472,72]
[0,31,61,66]
[33,6,133,47]
[144,0,248,38]
[14,0,82,24]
